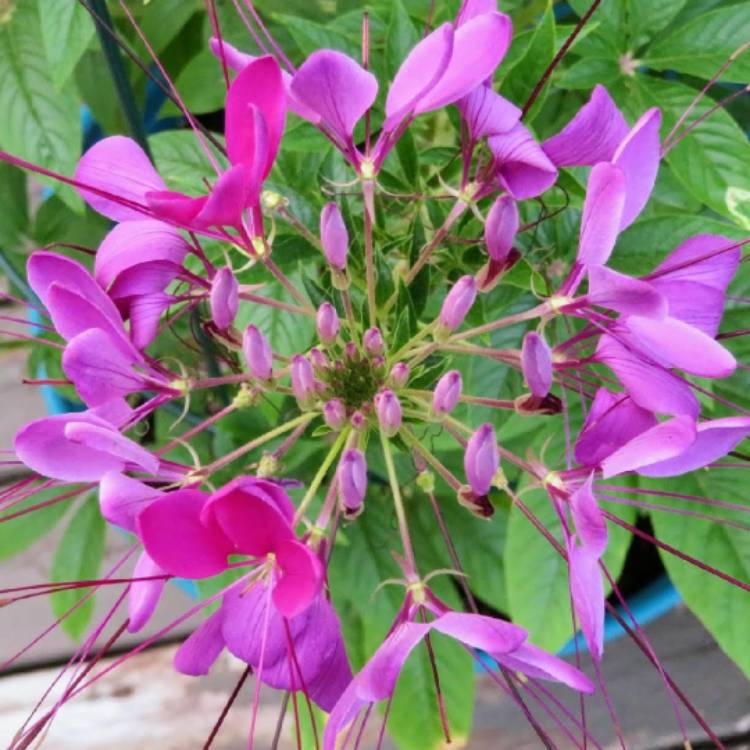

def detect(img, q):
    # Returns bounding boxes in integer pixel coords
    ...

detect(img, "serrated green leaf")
[644,6,750,82]
[0,0,81,211]
[51,498,106,640]
[39,0,95,88]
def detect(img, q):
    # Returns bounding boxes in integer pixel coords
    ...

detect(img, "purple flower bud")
[521,331,552,398]
[320,202,349,270]
[375,389,402,437]
[363,327,384,355]
[309,346,329,372]
[210,267,238,330]
[485,194,519,263]
[439,275,477,331]
[433,370,462,415]
[291,354,316,407]
[324,398,346,430]
[389,362,410,388]
[316,302,340,345]
[350,410,366,430]
[338,448,367,517]
[344,341,359,360]
[372,355,386,371]
[464,423,498,496]
[242,325,273,381]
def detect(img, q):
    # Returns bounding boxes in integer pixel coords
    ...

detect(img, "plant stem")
[380,431,417,571]
[363,182,377,326]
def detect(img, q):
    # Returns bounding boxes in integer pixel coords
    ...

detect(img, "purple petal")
[457,85,521,141]
[568,544,605,662]
[587,265,667,318]
[431,611,527,653]
[464,423,499,496]
[638,416,750,477]
[174,609,226,676]
[488,123,558,199]
[650,234,740,291]
[569,474,607,557]
[600,415,697,479]
[415,13,513,114]
[648,280,726,338]
[95,220,188,291]
[494,643,595,693]
[484,194,519,263]
[107,261,184,302]
[198,163,257,229]
[625,315,736,378]
[290,50,378,144]
[75,136,165,221]
[456,0,498,25]
[144,190,206,226]
[272,539,323,619]
[385,23,454,128]
[542,85,629,166]
[577,162,625,267]
[137,489,233,579]
[210,267,239,329]
[612,108,661,230]
[574,388,657,467]
[595,334,699,418]
[99,471,161,532]
[128,293,173,349]
[128,551,166,633]
[521,331,552,398]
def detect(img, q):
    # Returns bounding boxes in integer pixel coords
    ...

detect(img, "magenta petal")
[108,261,184,301]
[225,55,285,177]
[570,474,607,557]
[574,388,657,467]
[137,489,232,578]
[272,540,323,619]
[196,164,252,229]
[542,85,629,167]
[128,551,166,633]
[209,266,239,330]
[62,328,145,407]
[431,611,527,653]
[202,477,294,556]
[458,84,521,141]
[64,420,159,475]
[638,417,750,477]
[291,50,378,143]
[495,643,595,693]
[568,544,605,662]
[144,190,206,226]
[648,280,725,338]
[75,136,165,221]
[95,220,188,291]
[488,123,558,199]
[595,334,699,418]
[485,194,519,263]
[128,293,173,349]
[650,234,740,291]
[587,265,667,318]
[612,108,661,230]
[174,609,226,676]
[15,412,130,482]
[600,415,697,479]
[577,162,626,267]
[415,13,512,114]
[456,0,498,25]
[99,471,161,532]
[625,315,736,378]
[385,23,454,128]
[521,331,552,398]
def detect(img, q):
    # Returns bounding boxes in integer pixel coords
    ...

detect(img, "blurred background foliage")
[0,1,748,747]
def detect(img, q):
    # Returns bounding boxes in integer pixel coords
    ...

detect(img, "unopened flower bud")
[521,331,552,398]
[309,347,329,372]
[485,194,518,263]
[338,449,367,517]
[457,485,495,519]
[438,275,477,332]
[291,354,316,408]
[320,202,349,270]
[316,302,340,345]
[243,325,273,381]
[375,389,402,437]
[389,362,410,388]
[344,341,359,361]
[372,355,386,372]
[210,267,238,330]
[350,410,366,430]
[433,370,462,415]
[464,423,498,496]
[363,327,383,356]
[324,398,346,431]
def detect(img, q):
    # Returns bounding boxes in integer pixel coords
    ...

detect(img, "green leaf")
[386,0,419,78]
[644,6,750,82]
[556,57,620,90]
[631,77,750,223]
[0,161,28,249]
[0,487,72,561]
[149,130,226,195]
[0,0,82,211]
[649,470,750,679]
[50,498,106,640]
[168,48,227,116]
[275,14,359,58]
[39,0,95,88]
[626,0,687,47]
